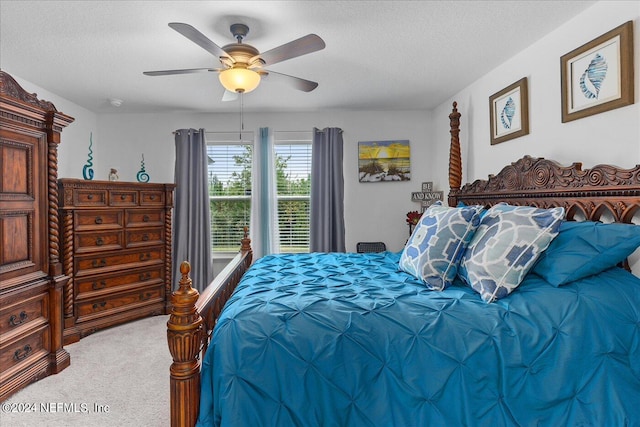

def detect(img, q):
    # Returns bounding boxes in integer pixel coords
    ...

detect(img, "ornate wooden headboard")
[446,102,640,224]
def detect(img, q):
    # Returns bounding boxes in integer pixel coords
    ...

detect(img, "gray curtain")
[310,127,345,252]
[173,128,213,292]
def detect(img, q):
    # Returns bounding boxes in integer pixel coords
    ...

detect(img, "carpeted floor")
[1,315,171,427]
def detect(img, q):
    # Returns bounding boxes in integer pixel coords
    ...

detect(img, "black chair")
[356,242,386,253]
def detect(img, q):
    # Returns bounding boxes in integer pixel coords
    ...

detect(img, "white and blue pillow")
[399,202,485,291]
[458,203,564,302]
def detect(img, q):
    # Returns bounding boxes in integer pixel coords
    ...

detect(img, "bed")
[167,103,640,427]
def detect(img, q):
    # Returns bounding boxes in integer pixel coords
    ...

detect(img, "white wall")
[8,72,98,179]
[432,1,640,189]
[7,0,637,259]
[5,70,435,255]
[96,110,434,253]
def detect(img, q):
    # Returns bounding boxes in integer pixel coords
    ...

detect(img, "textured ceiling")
[0,1,596,114]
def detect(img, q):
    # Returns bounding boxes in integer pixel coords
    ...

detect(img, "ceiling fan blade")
[264,70,319,92]
[168,22,233,63]
[221,90,239,102]
[255,34,325,66]
[143,68,215,76]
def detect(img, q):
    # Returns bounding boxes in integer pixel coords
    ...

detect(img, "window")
[206,132,253,254]
[206,130,311,255]
[274,131,312,253]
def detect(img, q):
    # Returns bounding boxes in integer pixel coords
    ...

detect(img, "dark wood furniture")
[166,102,640,427]
[58,179,175,344]
[446,106,640,218]
[0,71,73,401]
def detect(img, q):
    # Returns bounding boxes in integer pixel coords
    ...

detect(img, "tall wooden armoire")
[0,71,74,401]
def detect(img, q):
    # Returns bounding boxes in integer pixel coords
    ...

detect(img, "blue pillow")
[399,201,485,291]
[459,203,564,302]
[532,220,640,286]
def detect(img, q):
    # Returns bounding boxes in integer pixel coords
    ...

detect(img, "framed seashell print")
[489,77,529,145]
[561,21,634,123]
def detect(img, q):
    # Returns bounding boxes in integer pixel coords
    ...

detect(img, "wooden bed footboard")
[167,228,252,427]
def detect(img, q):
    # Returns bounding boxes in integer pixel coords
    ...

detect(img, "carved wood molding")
[0,70,58,112]
[444,103,640,224]
[48,140,61,270]
[164,207,173,313]
[449,155,640,223]
[460,155,640,194]
[61,210,74,319]
[448,102,462,192]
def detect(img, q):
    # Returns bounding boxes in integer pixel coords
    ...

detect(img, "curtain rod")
[173,129,342,135]
[315,128,343,134]
[273,130,314,133]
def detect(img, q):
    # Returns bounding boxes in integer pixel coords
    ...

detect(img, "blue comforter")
[197,252,640,426]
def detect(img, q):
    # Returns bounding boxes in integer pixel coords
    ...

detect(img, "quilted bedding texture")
[196,252,640,427]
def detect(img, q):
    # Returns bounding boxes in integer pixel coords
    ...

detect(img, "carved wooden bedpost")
[241,226,252,253]
[448,101,462,207]
[167,262,203,427]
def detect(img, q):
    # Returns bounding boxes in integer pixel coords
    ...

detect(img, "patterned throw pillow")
[399,202,485,291]
[458,203,564,302]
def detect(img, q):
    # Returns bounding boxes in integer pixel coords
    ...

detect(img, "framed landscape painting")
[561,21,634,123]
[489,77,529,145]
[358,140,410,182]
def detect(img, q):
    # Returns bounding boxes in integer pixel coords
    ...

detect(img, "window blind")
[274,131,312,253]
[206,132,254,253]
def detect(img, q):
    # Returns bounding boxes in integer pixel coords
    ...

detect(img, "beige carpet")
[1,315,171,427]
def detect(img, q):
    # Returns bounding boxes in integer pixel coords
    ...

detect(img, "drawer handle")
[9,311,28,327]
[142,215,150,222]
[139,273,151,281]
[142,234,149,241]
[121,194,126,200]
[96,237,104,246]
[150,195,156,200]
[92,281,107,290]
[140,292,152,301]
[87,194,93,200]
[92,302,107,310]
[92,259,107,268]
[95,216,103,225]
[13,344,32,362]
[139,253,151,261]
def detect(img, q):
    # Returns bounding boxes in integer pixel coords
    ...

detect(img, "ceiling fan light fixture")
[218,68,261,94]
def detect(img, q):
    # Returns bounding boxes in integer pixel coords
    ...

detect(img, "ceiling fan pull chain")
[239,91,244,141]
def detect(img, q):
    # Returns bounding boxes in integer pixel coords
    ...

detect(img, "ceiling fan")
[143,22,325,99]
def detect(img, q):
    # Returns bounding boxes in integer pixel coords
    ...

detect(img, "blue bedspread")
[197,252,640,426]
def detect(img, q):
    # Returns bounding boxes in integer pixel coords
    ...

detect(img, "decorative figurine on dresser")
[0,71,73,401]
[57,179,175,344]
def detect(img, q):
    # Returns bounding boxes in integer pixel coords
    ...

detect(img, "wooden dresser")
[0,71,73,401]
[58,179,175,344]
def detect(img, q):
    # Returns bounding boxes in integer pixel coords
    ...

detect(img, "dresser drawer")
[75,266,164,297]
[0,292,49,337]
[125,227,164,248]
[125,209,164,227]
[75,210,123,231]
[109,190,138,206]
[76,285,163,322]
[75,247,164,276]
[58,180,173,343]
[0,325,50,376]
[140,190,165,206]
[72,189,107,207]
[74,230,124,253]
